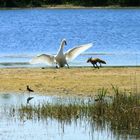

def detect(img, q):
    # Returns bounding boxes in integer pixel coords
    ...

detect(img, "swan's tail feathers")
[65,43,93,61]
[30,54,55,65]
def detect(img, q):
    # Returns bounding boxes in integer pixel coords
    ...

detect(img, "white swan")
[30,39,93,68]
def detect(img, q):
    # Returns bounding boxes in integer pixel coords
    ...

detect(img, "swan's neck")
[58,40,65,55]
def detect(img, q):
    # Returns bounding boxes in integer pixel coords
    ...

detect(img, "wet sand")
[0,67,139,96]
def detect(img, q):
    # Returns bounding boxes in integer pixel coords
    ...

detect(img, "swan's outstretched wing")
[65,43,93,61]
[30,54,55,65]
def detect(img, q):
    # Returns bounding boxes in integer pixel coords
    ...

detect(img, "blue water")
[0,9,140,67]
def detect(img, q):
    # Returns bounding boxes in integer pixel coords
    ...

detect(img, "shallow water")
[0,93,138,140]
[0,9,140,67]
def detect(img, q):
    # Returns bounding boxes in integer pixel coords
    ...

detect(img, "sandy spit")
[0,67,139,96]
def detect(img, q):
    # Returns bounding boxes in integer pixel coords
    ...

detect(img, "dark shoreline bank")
[0,5,140,10]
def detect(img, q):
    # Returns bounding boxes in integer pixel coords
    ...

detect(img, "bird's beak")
[65,41,67,45]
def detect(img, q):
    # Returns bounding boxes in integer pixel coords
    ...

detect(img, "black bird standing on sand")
[26,85,34,104]
[27,85,34,92]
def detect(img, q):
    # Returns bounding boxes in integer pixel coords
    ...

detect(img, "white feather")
[30,39,93,68]
[65,43,93,61]
[30,54,55,65]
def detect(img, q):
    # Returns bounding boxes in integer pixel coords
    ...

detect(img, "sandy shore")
[0,67,139,96]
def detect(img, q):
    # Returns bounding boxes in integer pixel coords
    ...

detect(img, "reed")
[11,87,140,138]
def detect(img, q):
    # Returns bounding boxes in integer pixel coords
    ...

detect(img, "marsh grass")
[95,87,108,101]
[18,100,91,122]
[12,87,140,138]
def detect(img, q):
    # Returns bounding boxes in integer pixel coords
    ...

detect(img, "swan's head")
[61,39,67,47]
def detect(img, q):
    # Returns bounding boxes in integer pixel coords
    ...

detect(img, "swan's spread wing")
[30,54,55,65]
[65,43,93,61]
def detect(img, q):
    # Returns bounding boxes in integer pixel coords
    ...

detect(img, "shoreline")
[0,65,140,69]
[0,67,139,96]
[0,5,140,10]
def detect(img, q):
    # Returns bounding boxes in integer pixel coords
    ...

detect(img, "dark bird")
[27,85,34,92]
[27,97,34,104]
[26,85,34,104]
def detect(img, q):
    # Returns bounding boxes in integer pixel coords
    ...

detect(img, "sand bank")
[0,67,139,96]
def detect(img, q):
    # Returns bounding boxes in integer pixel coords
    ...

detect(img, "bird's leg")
[66,63,70,69]
[28,91,30,97]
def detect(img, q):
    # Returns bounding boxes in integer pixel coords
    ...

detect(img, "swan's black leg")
[66,63,70,69]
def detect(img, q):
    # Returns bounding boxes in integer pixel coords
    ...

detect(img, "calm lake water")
[0,9,140,67]
[0,93,138,140]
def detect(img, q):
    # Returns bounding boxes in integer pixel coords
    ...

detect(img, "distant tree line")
[0,0,140,7]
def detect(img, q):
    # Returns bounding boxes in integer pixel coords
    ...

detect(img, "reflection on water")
[0,93,139,140]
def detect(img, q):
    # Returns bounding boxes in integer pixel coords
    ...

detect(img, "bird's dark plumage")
[27,85,34,92]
